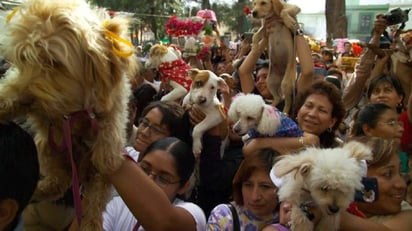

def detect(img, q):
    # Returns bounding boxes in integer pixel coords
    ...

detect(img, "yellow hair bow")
[6,7,19,23]
[103,21,134,58]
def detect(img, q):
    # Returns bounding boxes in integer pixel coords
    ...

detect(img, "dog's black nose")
[252,11,257,17]
[328,205,340,214]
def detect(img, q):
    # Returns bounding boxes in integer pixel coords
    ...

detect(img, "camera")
[383,8,411,26]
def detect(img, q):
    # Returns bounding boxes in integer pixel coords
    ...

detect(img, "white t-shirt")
[103,196,206,231]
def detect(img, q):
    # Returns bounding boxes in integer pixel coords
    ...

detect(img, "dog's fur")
[391,30,412,109]
[182,69,227,157]
[228,93,302,141]
[0,0,136,230]
[273,141,372,231]
[146,44,192,102]
[252,0,300,114]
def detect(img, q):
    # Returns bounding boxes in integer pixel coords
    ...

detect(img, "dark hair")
[139,137,194,187]
[232,148,279,206]
[366,74,405,113]
[140,101,190,143]
[133,83,157,121]
[292,80,345,148]
[0,122,39,229]
[351,103,393,137]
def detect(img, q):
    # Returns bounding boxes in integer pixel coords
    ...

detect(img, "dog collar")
[299,201,317,221]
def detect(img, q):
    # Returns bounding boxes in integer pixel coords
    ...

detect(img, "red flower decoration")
[165,16,204,37]
[243,6,251,16]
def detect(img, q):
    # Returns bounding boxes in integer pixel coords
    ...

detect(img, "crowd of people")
[1,11,412,231]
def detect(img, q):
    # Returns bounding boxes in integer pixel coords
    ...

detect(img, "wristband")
[295,29,304,36]
[299,136,306,147]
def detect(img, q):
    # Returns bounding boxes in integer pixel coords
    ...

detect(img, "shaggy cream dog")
[273,141,372,231]
[0,0,136,230]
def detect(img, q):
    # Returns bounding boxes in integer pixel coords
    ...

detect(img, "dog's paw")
[32,178,69,201]
[280,11,298,31]
[192,141,203,158]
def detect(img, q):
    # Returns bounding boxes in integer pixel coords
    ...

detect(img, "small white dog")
[228,93,302,141]
[273,141,372,231]
[146,44,192,101]
[182,68,227,157]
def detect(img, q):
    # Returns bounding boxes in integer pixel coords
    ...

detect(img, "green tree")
[89,0,184,40]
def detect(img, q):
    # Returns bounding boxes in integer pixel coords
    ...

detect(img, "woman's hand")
[373,14,388,37]
[303,132,320,147]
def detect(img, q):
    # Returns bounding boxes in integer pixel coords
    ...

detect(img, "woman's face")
[139,150,186,201]
[363,109,404,141]
[297,93,337,135]
[242,169,278,218]
[357,154,406,216]
[369,82,403,111]
[255,67,272,100]
[134,108,170,152]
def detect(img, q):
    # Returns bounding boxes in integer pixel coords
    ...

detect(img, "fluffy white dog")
[273,141,372,231]
[228,93,302,141]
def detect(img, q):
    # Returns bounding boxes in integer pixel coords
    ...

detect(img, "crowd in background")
[1,9,412,231]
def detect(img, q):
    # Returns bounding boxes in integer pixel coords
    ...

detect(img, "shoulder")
[103,196,136,230]
[174,199,207,231]
[207,204,234,231]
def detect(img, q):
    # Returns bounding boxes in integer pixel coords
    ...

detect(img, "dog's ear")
[187,68,200,79]
[344,141,373,161]
[274,152,313,177]
[227,97,239,122]
[299,163,312,177]
[271,0,284,15]
[150,44,168,57]
[256,104,281,135]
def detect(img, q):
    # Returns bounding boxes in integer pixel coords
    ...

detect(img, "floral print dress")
[207,203,278,231]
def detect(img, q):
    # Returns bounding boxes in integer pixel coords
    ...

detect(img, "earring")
[327,127,332,133]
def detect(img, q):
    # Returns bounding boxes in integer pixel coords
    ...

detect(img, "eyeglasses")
[139,163,181,187]
[138,117,167,136]
[380,120,404,127]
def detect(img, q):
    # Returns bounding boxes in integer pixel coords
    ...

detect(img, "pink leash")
[48,108,99,225]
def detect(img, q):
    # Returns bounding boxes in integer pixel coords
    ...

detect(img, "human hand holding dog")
[188,106,221,137]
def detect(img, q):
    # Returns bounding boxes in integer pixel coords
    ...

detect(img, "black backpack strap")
[228,203,240,231]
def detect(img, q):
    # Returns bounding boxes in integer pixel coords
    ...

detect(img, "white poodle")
[272,141,372,231]
[228,93,302,140]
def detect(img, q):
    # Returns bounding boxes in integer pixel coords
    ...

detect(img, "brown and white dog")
[0,0,136,230]
[146,44,192,102]
[182,69,228,157]
[252,0,300,114]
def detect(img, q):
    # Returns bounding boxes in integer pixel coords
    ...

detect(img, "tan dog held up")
[252,0,300,114]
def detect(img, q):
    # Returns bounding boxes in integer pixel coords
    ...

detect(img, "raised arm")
[296,32,314,94]
[342,15,387,110]
[108,159,197,231]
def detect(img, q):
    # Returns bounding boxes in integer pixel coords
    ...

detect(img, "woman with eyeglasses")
[103,137,206,230]
[350,103,408,181]
[351,103,404,142]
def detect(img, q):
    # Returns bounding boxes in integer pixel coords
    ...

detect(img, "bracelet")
[295,29,304,36]
[299,136,305,147]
